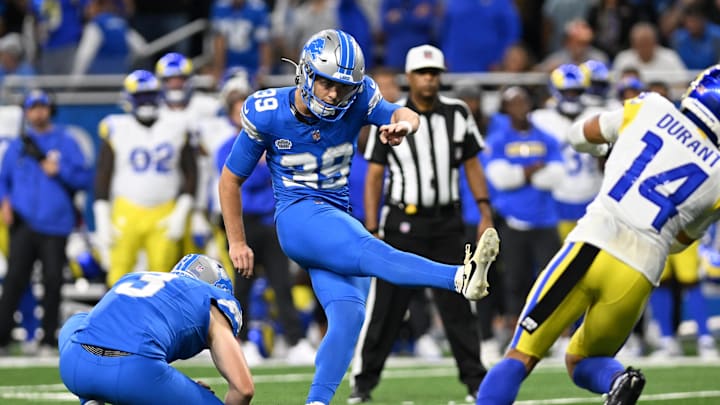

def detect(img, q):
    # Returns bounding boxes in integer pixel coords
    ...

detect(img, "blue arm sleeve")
[57,136,94,190]
[224,130,265,178]
[0,142,18,199]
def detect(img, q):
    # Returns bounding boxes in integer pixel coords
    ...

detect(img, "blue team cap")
[23,89,52,109]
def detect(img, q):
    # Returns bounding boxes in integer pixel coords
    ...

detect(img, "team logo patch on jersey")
[275,139,293,150]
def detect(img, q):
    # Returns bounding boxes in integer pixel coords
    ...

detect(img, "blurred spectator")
[483,86,564,344]
[613,22,686,76]
[338,0,374,69]
[514,0,544,62]
[670,3,720,70]
[210,0,272,86]
[536,19,609,72]
[541,0,591,55]
[285,0,337,63]
[454,79,487,133]
[499,43,534,73]
[439,0,520,72]
[28,0,86,75]
[0,33,35,86]
[616,74,646,100]
[0,90,94,354]
[71,0,146,76]
[379,0,438,71]
[587,0,641,60]
[130,0,193,66]
[647,79,674,101]
[0,0,26,36]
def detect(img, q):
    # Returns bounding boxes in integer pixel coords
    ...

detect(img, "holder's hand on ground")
[229,241,254,278]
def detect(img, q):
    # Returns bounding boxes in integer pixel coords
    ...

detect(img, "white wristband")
[397,120,414,134]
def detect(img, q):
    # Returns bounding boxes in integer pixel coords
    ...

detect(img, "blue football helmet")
[579,60,610,104]
[681,65,720,146]
[171,254,233,294]
[549,64,586,117]
[122,69,161,124]
[155,52,194,106]
[296,29,365,121]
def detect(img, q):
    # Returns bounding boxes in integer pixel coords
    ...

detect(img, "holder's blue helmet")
[682,65,720,146]
[297,29,365,121]
[155,52,194,105]
[122,70,161,123]
[171,254,233,294]
[549,64,586,116]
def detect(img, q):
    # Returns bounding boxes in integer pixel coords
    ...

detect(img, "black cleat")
[347,387,371,404]
[604,367,645,405]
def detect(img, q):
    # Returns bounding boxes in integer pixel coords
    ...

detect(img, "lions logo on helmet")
[681,65,720,146]
[296,29,365,121]
[549,64,586,117]
[155,52,194,106]
[122,70,161,124]
[579,60,610,105]
[171,254,233,294]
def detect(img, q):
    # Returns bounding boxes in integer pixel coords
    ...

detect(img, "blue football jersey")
[71,272,242,362]
[224,77,398,217]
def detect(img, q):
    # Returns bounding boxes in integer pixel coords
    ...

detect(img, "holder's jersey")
[196,116,237,214]
[224,77,398,217]
[71,272,242,362]
[0,106,22,163]
[568,92,720,285]
[99,111,190,206]
[531,107,603,208]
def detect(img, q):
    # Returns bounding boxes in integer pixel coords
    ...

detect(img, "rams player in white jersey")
[155,52,221,254]
[531,64,604,240]
[477,66,720,405]
[92,70,197,286]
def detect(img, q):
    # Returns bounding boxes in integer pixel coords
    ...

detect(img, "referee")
[348,45,494,403]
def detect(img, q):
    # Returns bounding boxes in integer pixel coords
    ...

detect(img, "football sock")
[686,285,711,336]
[306,299,365,405]
[476,358,526,405]
[649,286,674,337]
[572,356,624,394]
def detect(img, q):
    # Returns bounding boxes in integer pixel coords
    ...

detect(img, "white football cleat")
[457,227,499,300]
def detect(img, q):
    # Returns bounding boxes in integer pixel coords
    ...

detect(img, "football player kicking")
[58,254,253,405]
[218,29,500,405]
[477,66,720,405]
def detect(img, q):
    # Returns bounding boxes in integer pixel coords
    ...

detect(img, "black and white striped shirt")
[364,95,484,208]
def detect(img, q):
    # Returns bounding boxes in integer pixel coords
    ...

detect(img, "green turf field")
[0,357,718,404]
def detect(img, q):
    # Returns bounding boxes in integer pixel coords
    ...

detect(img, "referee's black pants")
[0,218,67,347]
[351,209,486,397]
